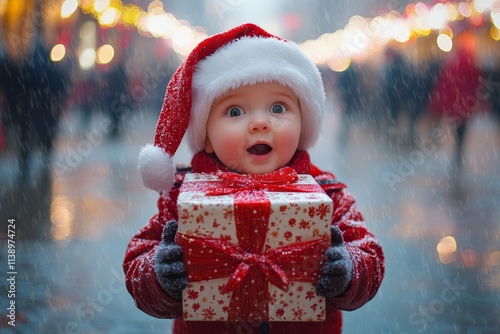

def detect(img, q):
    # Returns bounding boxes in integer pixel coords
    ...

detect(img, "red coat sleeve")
[312,165,384,311]
[326,187,385,310]
[122,188,183,318]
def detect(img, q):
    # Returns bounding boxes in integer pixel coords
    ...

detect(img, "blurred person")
[101,59,129,139]
[404,59,441,146]
[427,32,484,172]
[123,23,384,334]
[0,35,70,183]
[489,71,500,127]
[382,48,410,130]
[335,63,362,145]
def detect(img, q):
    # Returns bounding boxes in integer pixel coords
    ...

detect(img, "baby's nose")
[249,114,271,133]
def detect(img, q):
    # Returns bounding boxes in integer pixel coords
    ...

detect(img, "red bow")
[207,167,320,195]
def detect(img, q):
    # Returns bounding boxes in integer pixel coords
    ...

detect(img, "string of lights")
[4,1,499,71]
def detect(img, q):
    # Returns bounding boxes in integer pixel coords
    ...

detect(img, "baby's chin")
[235,163,281,175]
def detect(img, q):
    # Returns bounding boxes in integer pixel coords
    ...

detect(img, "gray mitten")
[154,220,187,299]
[315,225,353,298]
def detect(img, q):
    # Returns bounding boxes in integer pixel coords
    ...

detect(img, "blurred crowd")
[329,28,500,172]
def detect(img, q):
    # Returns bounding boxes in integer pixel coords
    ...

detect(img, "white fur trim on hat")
[137,144,175,193]
[187,36,325,154]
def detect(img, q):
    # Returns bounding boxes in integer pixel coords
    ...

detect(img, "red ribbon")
[205,167,323,195]
[178,167,329,322]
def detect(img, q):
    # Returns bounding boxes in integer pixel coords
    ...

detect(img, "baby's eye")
[227,107,244,117]
[271,103,286,114]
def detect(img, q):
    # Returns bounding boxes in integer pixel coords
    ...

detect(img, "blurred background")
[1,0,500,333]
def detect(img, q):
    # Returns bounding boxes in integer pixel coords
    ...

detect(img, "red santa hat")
[138,23,325,193]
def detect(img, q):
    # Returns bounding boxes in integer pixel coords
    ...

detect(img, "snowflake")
[279,205,287,212]
[299,220,310,230]
[193,303,201,311]
[283,231,293,241]
[292,308,305,320]
[223,207,234,220]
[275,308,285,318]
[186,289,199,300]
[180,209,190,220]
[288,218,296,227]
[308,207,316,218]
[201,307,217,320]
[316,204,331,220]
[196,214,204,224]
[305,291,315,300]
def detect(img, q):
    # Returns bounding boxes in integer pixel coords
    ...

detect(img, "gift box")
[176,167,333,322]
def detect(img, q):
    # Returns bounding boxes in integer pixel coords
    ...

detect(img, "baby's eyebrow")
[213,92,246,106]
[273,91,299,103]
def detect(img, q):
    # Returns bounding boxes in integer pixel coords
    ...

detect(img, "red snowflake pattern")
[186,289,199,300]
[223,207,233,220]
[201,307,216,320]
[196,214,204,224]
[308,206,316,218]
[288,218,296,227]
[299,220,310,230]
[279,205,287,212]
[180,209,189,220]
[305,291,316,300]
[292,308,305,320]
[275,308,285,318]
[296,285,304,292]
[310,303,317,311]
[283,231,293,241]
[193,303,201,311]
[295,235,303,242]
[316,203,331,220]
[213,220,220,228]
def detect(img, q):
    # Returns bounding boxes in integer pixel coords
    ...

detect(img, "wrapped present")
[176,167,333,322]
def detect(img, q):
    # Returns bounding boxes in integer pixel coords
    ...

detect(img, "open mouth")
[247,144,272,155]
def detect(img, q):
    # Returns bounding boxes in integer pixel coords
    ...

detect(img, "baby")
[123,23,384,334]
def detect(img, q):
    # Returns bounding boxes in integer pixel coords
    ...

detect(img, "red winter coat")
[123,151,385,334]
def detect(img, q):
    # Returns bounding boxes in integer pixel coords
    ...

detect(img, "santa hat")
[138,23,325,193]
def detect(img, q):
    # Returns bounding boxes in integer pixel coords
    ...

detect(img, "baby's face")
[205,82,301,174]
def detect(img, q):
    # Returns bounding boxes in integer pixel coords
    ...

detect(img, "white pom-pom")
[137,144,175,193]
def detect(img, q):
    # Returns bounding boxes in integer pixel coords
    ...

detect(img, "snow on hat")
[138,23,325,193]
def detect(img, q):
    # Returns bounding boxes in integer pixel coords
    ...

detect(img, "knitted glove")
[154,220,187,299]
[315,225,353,298]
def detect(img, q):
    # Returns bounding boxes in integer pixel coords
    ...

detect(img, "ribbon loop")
[207,167,322,196]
